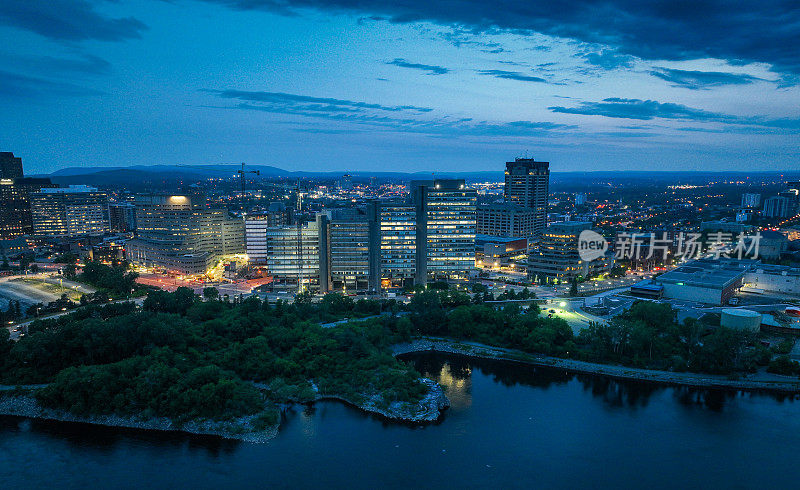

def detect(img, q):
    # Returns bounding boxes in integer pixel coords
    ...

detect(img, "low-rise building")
[655,259,751,305]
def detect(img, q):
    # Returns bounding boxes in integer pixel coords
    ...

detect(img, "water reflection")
[406,352,799,414]
[0,415,240,456]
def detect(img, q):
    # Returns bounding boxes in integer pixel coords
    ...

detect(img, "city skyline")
[2,1,799,174]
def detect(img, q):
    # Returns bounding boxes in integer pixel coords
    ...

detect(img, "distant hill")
[33,164,795,190]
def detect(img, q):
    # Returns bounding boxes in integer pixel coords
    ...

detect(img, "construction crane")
[237,162,260,212]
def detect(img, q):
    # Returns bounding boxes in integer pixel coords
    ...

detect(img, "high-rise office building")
[108,202,137,233]
[574,192,587,206]
[528,221,612,283]
[0,152,56,239]
[319,207,380,293]
[741,193,761,209]
[31,185,109,237]
[476,203,538,238]
[412,179,477,283]
[0,152,23,180]
[504,158,549,236]
[379,200,417,289]
[126,193,244,275]
[246,216,323,291]
[763,195,791,218]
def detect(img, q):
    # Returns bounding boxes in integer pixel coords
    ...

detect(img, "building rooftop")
[658,259,751,289]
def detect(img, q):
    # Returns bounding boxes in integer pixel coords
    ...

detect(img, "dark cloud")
[199,1,800,74]
[386,58,449,75]
[549,97,800,131]
[204,88,574,137]
[583,50,635,70]
[0,0,146,42]
[0,70,103,98]
[649,67,762,89]
[477,70,547,83]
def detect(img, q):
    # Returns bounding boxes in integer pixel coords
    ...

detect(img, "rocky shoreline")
[0,393,280,442]
[394,337,800,394]
[317,378,450,423]
[0,377,450,442]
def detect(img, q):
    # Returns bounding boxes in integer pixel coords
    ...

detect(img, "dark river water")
[2,353,800,489]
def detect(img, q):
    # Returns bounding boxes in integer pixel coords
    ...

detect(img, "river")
[2,352,799,489]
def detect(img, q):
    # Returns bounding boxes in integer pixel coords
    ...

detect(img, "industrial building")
[653,259,750,305]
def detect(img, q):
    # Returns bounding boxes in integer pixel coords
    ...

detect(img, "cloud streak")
[204,88,575,137]
[649,67,762,89]
[477,70,547,83]
[0,70,103,98]
[386,58,449,75]
[549,97,800,131]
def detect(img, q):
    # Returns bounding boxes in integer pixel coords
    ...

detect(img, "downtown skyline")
[1,1,799,174]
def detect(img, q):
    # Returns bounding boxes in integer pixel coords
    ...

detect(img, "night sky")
[1,1,799,174]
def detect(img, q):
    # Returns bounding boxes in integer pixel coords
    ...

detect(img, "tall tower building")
[0,152,55,239]
[412,179,477,284]
[504,158,549,236]
[0,152,23,179]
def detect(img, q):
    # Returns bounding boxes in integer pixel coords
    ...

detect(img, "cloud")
[204,89,434,113]
[0,69,103,98]
[477,70,547,83]
[649,67,762,89]
[386,58,449,75]
[582,50,635,70]
[2,53,112,76]
[198,0,800,75]
[203,88,574,137]
[549,97,800,131]
[0,0,146,42]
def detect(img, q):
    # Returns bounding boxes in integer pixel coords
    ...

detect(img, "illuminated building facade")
[0,152,55,239]
[528,221,611,283]
[412,179,477,284]
[31,185,109,237]
[379,200,417,289]
[125,193,244,275]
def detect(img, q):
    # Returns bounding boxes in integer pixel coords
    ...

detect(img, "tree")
[569,279,579,297]
[203,287,220,301]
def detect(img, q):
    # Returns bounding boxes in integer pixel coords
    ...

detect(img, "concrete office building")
[412,179,477,284]
[320,207,380,293]
[108,202,137,233]
[125,193,244,275]
[0,152,56,239]
[476,203,538,238]
[31,186,109,237]
[246,217,323,291]
[741,193,761,209]
[764,196,791,218]
[528,221,612,283]
[504,158,549,236]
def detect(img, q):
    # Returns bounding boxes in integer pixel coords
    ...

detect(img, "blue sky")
[1,0,798,174]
